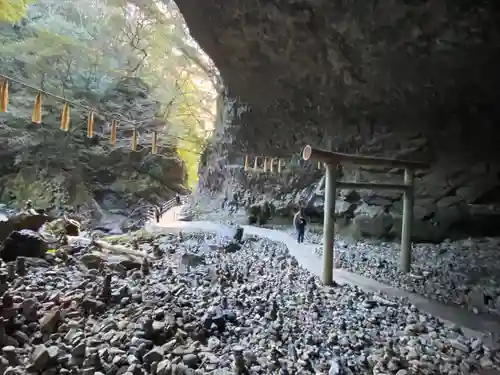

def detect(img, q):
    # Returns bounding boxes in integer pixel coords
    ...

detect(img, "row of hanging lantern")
[0,77,160,154]
[243,155,322,173]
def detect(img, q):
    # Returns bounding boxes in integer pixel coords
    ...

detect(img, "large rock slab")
[0,229,49,262]
[0,213,52,243]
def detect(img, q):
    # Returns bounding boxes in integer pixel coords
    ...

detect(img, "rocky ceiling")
[174,0,500,158]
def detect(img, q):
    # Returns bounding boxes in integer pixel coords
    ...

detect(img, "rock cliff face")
[174,0,500,156]
[176,0,500,241]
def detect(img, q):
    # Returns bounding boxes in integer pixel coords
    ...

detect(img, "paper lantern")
[110,120,117,145]
[0,80,8,112]
[31,92,42,124]
[87,110,94,137]
[60,103,70,131]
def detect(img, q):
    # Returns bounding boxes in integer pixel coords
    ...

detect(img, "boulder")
[64,219,80,236]
[303,192,324,218]
[223,242,241,253]
[0,213,52,243]
[456,174,498,203]
[180,253,205,268]
[42,218,81,237]
[390,216,443,243]
[233,227,244,243]
[80,253,105,269]
[342,189,361,203]
[258,201,271,225]
[374,198,466,243]
[352,205,394,239]
[80,252,142,270]
[272,196,296,217]
[94,214,125,235]
[391,196,472,242]
[247,204,260,224]
[247,201,272,226]
[0,230,49,262]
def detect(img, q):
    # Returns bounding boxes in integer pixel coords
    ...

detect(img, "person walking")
[222,190,229,209]
[154,204,161,223]
[295,209,307,244]
[175,193,181,206]
[231,191,239,213]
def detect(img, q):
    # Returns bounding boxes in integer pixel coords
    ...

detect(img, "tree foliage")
[0,0,218,189]
[0,0,29,23]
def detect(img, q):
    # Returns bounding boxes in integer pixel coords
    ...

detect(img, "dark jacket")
[297,216,306,231]
[154,206,161,222]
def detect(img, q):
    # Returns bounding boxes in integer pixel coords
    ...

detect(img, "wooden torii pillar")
[302,145,429,285]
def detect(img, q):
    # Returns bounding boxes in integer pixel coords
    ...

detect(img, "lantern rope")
[0,72,205,155]
[0,73,324,164]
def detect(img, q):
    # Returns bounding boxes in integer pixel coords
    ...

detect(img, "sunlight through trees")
[0,0,219,189]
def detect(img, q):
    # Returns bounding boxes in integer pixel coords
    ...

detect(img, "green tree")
[0,0,29,23]
[0,0,219,191]
[171,76,211,188]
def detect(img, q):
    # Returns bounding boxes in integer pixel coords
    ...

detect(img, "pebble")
[0,228,498,374]
[312,235,500,316]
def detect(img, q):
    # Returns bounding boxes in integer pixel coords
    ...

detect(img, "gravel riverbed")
[2,229,499,374]
[310,236,500,317]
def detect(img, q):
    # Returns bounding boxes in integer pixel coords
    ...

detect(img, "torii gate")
[302,145,429,285]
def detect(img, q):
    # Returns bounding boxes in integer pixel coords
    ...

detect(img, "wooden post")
[302,145,428,275]
[400,168,415,273]
[253,156,258,171]
[263,157,268,173]
[270,158,274,173]
[322,163,337,285]
[278,159,282,173]
[244,155,248,171]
